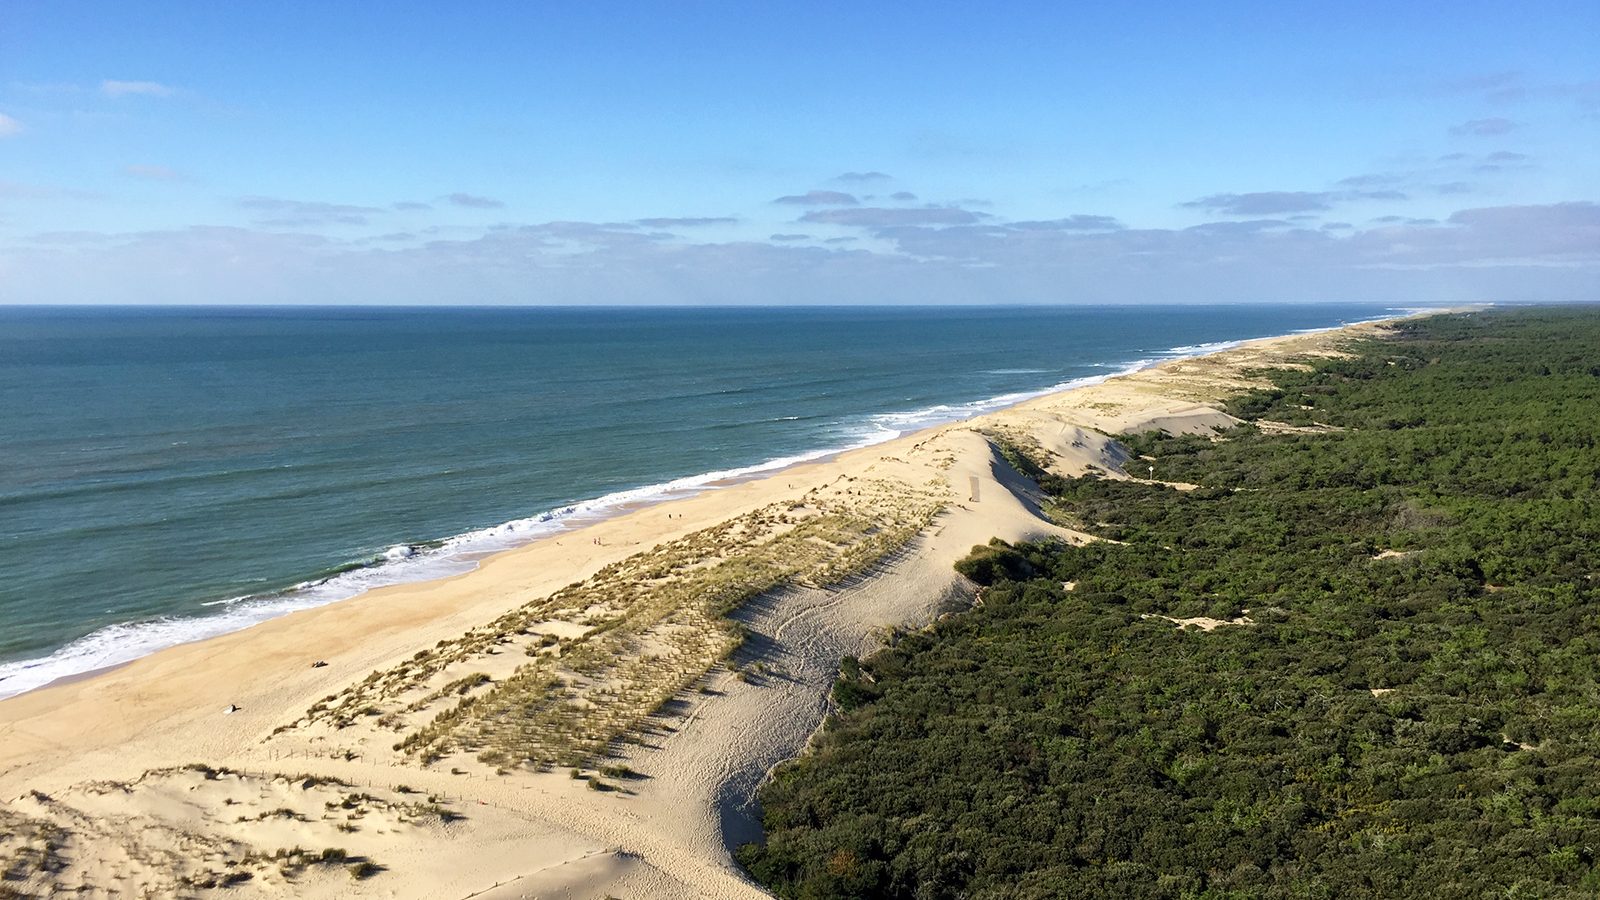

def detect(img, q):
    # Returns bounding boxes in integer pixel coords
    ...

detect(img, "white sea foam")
[0,322,1402,701]
[1160,340,1247,356]
[1388,305,1461,316]
[1287,307,1443,336]
[0,439,907,700]
[864,361,1154,437]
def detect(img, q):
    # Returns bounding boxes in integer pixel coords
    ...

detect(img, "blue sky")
[1,1,1596,304]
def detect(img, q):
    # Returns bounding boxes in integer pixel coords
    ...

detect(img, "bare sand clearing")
[0,317,1413,898]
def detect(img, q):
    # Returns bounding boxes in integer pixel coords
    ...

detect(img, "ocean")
[0,303,1409,698]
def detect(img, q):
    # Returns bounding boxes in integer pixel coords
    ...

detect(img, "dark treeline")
[738,309,1600,899]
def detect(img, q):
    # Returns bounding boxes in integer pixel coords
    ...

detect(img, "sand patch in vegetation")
[1141,613,1257,632]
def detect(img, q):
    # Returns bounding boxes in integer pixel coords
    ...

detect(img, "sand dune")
[0,317,1410,898]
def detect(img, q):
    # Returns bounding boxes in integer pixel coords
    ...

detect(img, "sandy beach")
[0,316,1415,898]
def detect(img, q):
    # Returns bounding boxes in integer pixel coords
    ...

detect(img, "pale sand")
[0,316,1419,898]
[1142,613,1257,632]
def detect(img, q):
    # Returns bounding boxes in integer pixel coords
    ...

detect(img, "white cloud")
[798,206,987,228]
[446,192,505,209]
[237,196,383,227]
[773,190,858,206]
[4,203,1595,306]
[101,80,174,98]
[1449,117,1516,137]
[0,113,23,137]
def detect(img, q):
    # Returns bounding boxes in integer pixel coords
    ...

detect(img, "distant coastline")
[0,304,1421,701]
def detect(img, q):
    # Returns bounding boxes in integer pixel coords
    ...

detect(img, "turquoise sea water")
[0,304,1409,697]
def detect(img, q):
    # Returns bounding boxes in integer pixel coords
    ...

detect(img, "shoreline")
[0,311,1450,899]
[0,312,1409,703]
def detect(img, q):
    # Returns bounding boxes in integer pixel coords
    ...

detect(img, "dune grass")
[285,474,946,770]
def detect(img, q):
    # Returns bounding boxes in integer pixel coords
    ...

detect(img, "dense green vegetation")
[738,309,1600,899]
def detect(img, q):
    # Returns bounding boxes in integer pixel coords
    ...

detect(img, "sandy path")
[591,434,1081,898]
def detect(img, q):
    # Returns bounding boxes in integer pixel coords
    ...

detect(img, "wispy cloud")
[635,216,737,228]
[1,181,53,199]
[8,81,86,97]
[1183,191,1336,215]
[0,180,100,201]
[1183,190,1404,216]
[774,190,858,206]
[101,80,174,98]
[799,206,987,227]
[392,201,432,211]
[123,164,180,181]
[447,192,505,209]
[879,200,1600,280]
[11,202,1596,306]
[1345,190,1410,202]
[0,113,23,138]
[1436,71,1600,112]
[238,196,382,227]
[1008,215,1123,231]
[833,171,891,183]
[1437,71,1526,104]
[1336,173,1409,189]
[1185,219,1295,235]
[889,191,917,202]
[1337,149,1537,199]
[1448,201,1600,233]
[769,233,810,242]
[1450,117,1516,137]
[1560,79,1600,115]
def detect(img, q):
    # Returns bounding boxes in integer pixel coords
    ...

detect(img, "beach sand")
[0,317,1412,898]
